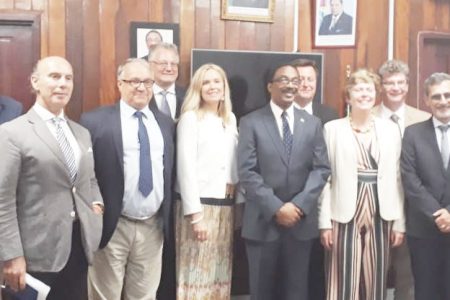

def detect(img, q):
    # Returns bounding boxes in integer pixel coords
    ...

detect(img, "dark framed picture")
[130,22,180,59]
[313,0,357,48]
[221,0,275,23]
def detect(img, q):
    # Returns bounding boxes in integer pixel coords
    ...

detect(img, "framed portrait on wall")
[221,0,275,23]
[130,22,180,59]
[313,0,357,48]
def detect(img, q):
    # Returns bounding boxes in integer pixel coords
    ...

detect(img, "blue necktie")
[135,111,153,197]
[281,111,293,158]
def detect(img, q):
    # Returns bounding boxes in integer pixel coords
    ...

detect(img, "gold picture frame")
[221,0,275,23]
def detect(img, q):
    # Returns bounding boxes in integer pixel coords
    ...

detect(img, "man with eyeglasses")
[401,72,450,300]
[238,63,330,300]
[148,43,185,121]
[373,59,430,300]
[288,58,338,300]
[80,58,175,300]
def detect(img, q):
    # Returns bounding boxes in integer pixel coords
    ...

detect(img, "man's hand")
[3,256,26,291]
[320,229,333,250]
[275,203,302,227]
[433,208,450,233]
[92,203,104,215]
[390,230,404,247]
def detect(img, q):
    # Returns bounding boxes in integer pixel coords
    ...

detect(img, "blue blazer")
[80,103,175,248]
[0,96,23,124]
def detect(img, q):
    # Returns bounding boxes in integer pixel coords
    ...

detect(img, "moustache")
[280,87,298,94]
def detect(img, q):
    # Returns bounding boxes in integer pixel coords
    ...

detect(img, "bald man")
[0,56,103,300]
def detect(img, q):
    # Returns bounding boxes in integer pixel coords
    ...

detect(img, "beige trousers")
[88,215,163,300]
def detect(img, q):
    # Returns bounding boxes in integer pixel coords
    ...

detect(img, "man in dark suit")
[0,96,22,124]
[238,63,330,300]
[0,56,103,300]
[289,58,338,300]
[80,58,174,300]
[401,72,450,300]
[141,30,163,61]
[318,0,353,35]
[148,43,185,120]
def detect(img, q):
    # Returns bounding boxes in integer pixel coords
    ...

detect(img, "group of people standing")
[0,41,450,300]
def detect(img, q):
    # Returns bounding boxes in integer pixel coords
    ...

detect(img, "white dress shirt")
[120,100,164,219]
[379,102,406,133]
[153,83,177,120]
[33,103,81,169]
[432,117,450,153]
[270,101,294,138]
[294,101,313,115]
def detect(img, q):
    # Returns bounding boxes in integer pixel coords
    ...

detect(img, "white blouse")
[176,110,239,215]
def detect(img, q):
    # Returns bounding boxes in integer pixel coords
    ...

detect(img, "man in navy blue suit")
[0,95,22,124]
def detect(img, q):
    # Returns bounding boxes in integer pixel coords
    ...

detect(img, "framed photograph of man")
[130,22,180,59]
[221,0,275,23]
[313,0,357,48]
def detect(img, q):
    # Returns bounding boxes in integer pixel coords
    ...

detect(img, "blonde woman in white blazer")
[319,69,405,300]
[175,64,238,299]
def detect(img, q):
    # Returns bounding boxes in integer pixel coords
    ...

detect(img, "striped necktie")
[281,111,293,158]
[52,117,77,184]
[159,90,171,117]
[439,125,449,170]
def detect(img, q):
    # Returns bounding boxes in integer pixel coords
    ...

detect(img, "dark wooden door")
[0,11,40,111]
[417,31,450,111]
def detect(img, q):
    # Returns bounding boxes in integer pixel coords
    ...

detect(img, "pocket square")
[87,147,93,153]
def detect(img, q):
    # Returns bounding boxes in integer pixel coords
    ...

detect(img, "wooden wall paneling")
[210,0,225,49]
[194,0,211,49]
[31,0,49,57]
[283,0,295,51]
[254,23,271,50]
[437,1,450,31]
[269,0,285,51]
[99,0,119,105]
[178,0,195,85]
[65,0,84,120]
[224,21,240,50]
[148,0,164,22]
[0,1,14,9]
[297,0,312,52]
[366,0,388,69]
[238,22,257,50]
[47,0,65,56]
[81,0,100,112]
[167,0,181,22]
[14,0,32,10]
[394,0,409,61]
[322,50,344,115]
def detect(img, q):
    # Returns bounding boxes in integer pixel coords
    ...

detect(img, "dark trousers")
[408,234,450,300]
[246,233,312,300]
[156,236,176,300]
[308,237,325,300]
[29,221,88,300]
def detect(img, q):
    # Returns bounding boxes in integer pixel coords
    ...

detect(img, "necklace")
[349,116,374,134]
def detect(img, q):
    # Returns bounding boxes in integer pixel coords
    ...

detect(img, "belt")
[175,193,234,206]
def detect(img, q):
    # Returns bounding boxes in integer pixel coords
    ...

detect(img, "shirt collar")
[432,116,450,128]
[153,83,175,95]
[270,100,294,120]
[33,102,66,122]
[120,100,152,119]
[294,101,313,115]
[380,102,405,120]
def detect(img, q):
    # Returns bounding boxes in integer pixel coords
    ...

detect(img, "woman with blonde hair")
[175,63,238,299]
[319,69,405,300]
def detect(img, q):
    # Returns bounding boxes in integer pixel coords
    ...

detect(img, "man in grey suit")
[401,72,450,300]
[80,58,174,300]
[0,95,22,124]
[238,63,330,300]
[374,59,430,300]
[0,56,103,300]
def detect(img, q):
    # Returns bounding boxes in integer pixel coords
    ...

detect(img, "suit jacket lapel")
[28,109,69,172]
[112,103,125,174]
[292,108,307,156]
[262,106,289,166]
[423,119,446,173]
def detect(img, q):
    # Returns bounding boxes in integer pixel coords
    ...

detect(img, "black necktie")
[281,111,293,158]
[135,111,153,197]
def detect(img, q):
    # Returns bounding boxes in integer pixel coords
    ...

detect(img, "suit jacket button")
[70,211,76,218]
[72,187,77,193]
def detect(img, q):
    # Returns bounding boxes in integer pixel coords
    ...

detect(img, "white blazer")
[176,110,238,215]
[319,117,405,232]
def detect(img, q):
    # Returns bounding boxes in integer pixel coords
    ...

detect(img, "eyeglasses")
[430,92,450,102]
[272,76,300,86]
[150,61,179,69]
[121,79,154,88]
[382,80,407,88]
